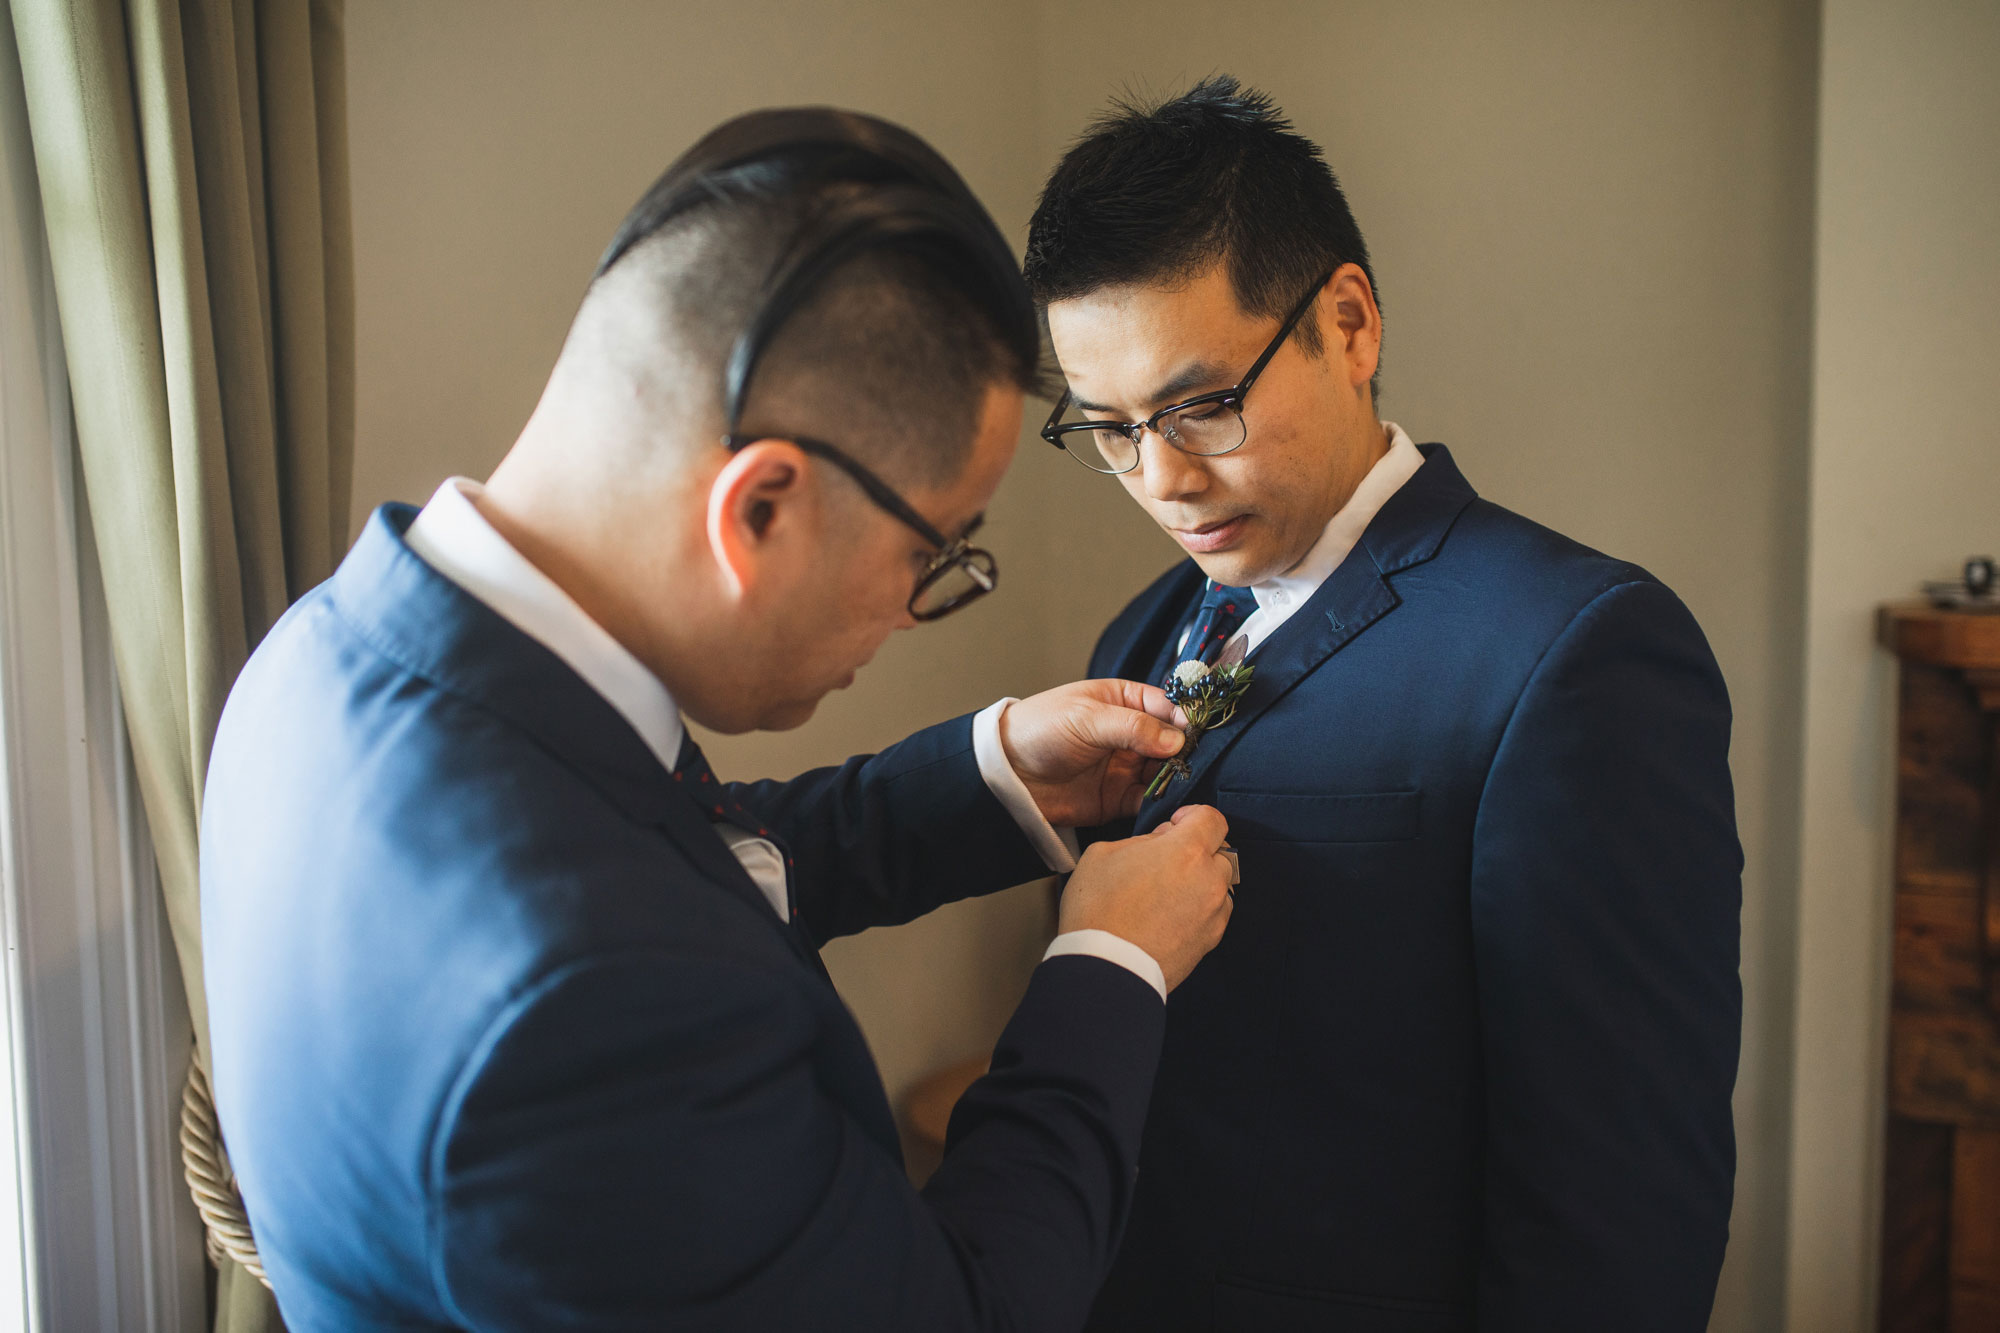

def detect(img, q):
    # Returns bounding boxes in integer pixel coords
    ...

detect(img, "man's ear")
[705,440,808,601]
[1326,262,1381,389]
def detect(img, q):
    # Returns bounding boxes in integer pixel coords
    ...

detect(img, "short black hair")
[586,109,1038,487]
[1025,76,1378,384]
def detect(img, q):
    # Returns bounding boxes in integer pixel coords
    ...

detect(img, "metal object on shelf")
[1924,555,1999,612]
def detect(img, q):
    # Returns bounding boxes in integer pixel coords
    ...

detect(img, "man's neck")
[1265,418,1391,583]
[471,474,713,706]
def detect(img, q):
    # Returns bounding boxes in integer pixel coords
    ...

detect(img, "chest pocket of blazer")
[1214,788,1421,844]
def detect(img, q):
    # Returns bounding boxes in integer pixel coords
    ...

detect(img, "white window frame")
[0,10,208,1330]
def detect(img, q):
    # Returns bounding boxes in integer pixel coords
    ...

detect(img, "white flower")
[1172,660,1211,688]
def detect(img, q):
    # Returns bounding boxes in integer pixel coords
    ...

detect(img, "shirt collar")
[402,478,686,773]
[1249,421,1426,614]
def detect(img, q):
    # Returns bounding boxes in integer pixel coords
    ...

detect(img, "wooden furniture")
[1878,603,2000,1331]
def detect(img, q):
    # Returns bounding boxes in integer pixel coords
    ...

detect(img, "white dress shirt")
[402,478,1167,999]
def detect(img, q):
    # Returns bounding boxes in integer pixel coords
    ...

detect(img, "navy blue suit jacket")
[1080,445,1741,1332]
[201,505,1166,1332]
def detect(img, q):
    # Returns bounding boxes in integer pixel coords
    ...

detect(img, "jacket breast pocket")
[1213,789,1421,844]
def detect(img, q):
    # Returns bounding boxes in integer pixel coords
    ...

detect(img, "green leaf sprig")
[1144,659,1256,801]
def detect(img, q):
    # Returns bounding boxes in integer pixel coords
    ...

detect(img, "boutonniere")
[1144,658,1256,800]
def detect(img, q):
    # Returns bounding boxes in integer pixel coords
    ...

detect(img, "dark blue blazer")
[201,505,1166,1332]
[1080,445,1741,1333]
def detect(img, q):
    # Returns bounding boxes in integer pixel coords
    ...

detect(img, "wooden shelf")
[1879,602,2000,671]
[1879,601,2000,1331]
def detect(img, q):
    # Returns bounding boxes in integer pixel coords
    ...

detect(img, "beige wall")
[1785,2,2000,1328]
[342,4,1956,1330]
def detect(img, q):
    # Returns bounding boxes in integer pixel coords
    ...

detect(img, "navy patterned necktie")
[672,734,834,983]
[1174,580,1257,673]
[673,734,797,911]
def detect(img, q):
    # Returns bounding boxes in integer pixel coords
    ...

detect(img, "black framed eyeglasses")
[1041,270,1334,475]
[720,433,997,621]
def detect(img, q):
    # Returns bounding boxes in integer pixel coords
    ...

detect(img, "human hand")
[999,679,1187,827]
[1058,805,1235,992]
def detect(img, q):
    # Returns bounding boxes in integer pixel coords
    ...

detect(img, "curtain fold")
[9,1,352,1328]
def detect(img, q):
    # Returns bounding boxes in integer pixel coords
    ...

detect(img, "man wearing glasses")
[200,111,1238,1331]
[1025,79,1742,1331]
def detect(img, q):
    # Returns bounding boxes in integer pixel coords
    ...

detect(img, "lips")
[1170,514,1250,554]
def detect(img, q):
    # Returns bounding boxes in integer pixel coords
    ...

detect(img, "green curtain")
[8,0,351,1327]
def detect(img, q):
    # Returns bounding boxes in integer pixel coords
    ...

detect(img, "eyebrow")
[1071,360,1236,416]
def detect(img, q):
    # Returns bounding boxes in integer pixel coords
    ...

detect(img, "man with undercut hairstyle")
[201,109,1239,1332]
[1023,78,1742,1331]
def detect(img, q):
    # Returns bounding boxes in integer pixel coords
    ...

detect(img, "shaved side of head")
[549,193,1024,492]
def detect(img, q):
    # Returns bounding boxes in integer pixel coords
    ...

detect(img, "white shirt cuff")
[972,698,1079,874]
[1043,929,1168,1002]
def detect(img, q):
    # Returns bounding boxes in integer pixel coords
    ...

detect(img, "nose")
[1136,428,1209,503]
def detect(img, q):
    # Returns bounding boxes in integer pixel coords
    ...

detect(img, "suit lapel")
[1130,443,1479,832]
[335,505,833,973]
[1135,554,1399,832]
[1138,612,1190,697]
[1100,562,1207,683]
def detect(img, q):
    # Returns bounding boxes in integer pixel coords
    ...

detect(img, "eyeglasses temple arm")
[1041,391,1072,445]
[1237,268,1337,397]
[723,432,955,550]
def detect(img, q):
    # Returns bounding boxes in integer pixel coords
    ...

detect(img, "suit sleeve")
[1469,580,1741,1330]
[724,714,1052,944]
[432,951,1164,1332]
